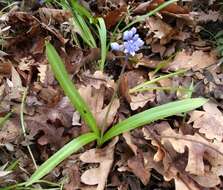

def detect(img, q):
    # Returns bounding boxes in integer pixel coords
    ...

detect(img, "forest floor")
[0,0,223,190]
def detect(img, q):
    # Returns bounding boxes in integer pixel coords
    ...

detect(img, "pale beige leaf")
[38,65,48,83]
[78,84,119,129]
[166,50,217,71]
[144,122,223,176]
[145,17,173,41]
[123,132,138,155]
[80,138,118,190]
[130,92,155,111]
[188,102,223,141]
[193,173,220,187]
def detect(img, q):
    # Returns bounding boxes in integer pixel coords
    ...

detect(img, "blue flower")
[111,27,144,56]
[37,0,44,5]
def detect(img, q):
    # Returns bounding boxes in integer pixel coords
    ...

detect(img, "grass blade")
[101,98,207,144]
[70,0,93,21]
[26,132,98,186]
[97,18,107,71]
[70,0,96,48]
[46,42,100,137]
[0,111,12,128]
[129,69,186,93]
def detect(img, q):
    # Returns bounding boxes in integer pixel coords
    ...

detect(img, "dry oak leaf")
[0,120,20,145]
[145,17,174,44]
[127,153,150,185]
[5,66,25,101]
[144,122,223,176]
[194,10,223,23]
[188,102,223,141]
[37,64,48,84]
[166,50,217,71]
[122,132,138,155]
[129,92,155,111]
[134,0,188,15]
[38,8,72,24]
[80,137,118,190]
[78,84,119,129]
[82,71,116,90]
[143,123,223,188]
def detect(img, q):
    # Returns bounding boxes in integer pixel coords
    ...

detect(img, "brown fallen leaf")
[127,153,151,185]
[80,137,118,190]
[143,122,223,187]
[5,66,25,101]
[0,119,20,145]
[0,58,11,76]
[188,102,223,141]
[38,8,72,24]
[134,0,188,15]
[129,92,155,111]
[47,97,74,128]
[26,117,67,150]
[122,132,138,155]
[79,71,119,129]
[104,6,127,29]
[145,17,176,45]
[37,65,48,84]
[79,85,119,129]
[194,10,223,23]
[119,71,154,110]
[165,50,217,71]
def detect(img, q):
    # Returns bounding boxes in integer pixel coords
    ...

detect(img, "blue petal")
[111,42,121,51]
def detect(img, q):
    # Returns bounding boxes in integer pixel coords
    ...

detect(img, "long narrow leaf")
[70,0,96,48]
[101,98,207,144]
[97,18,107,71]
[26,132,98,186]
[46,43,100,136]
[71,0,93,21]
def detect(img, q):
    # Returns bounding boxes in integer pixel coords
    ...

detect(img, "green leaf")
[97,18,107,71]
[102,98,207,144]
[0,111,12,128]
[70,0,93,21]
[46,43,100,137]
[26,132,98,186]
[70,0,96,48]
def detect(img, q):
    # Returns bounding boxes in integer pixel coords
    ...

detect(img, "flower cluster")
[111,27,144,56]
[37,0,44,5]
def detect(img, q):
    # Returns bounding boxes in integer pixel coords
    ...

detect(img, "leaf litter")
[0,0,223,190]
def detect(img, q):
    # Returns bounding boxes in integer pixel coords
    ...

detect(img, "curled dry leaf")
[47,97,74,128]
[79,71,119,129]
[188,102,223,141]
[119,71,155,110]
[194,10,223,23]
[26,117,67,149]
[166,50,217,71]
[130,93,155,111]
[80,137,118,190]
[122,132,137,155]
[133,0,188,15]
[143,122,223,187]
[5,66,25,101]
[37,65,48,84]
[145,17,175,45]
[104,6,127,29]
[82,71,116,90]
[127,153,151,185]
[0,120,20,145]
[38,8,72,24]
